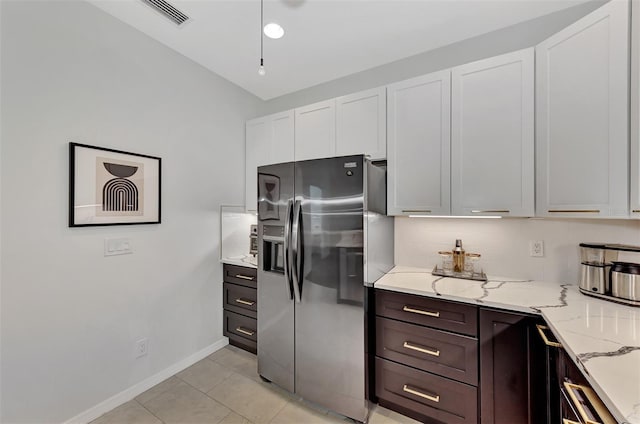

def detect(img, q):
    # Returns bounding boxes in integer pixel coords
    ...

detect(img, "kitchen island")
[375,266,640,424]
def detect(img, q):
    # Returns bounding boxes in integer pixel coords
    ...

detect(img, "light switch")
[104,238,133,256]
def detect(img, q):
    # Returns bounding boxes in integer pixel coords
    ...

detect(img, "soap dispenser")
[453,239,465,273]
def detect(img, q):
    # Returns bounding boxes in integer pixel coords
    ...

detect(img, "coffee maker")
[579,243,618,294]
[579,242,640,306]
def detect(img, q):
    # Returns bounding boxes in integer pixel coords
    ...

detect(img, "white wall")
[395,217,640,283]
[260,0,606,115]
[0,1,261,422]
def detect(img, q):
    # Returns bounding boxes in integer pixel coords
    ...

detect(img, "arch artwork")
[96,158,144,216]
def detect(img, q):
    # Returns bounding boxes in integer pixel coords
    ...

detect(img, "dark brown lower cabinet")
[373,289,550,424]
[222,264,257,354]
[479,308,545,424]
[376,357,478,424]
[374,289,479,424]
[556,348,617,424]
[532,323,562,424]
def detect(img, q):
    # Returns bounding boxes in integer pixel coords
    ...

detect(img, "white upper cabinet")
[631,0,640,217]
[387,70,451,216]
[451,48,534,217]
[536,0,629,218]
[336,87,386,159]
[294,99,336,161]
[269,110,295,165]
[245,116,270,211]
[245,110,295,211]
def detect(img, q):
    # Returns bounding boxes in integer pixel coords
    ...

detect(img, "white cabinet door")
[451,48,534,217]
[387,70,451,216]
[269,110,294,165]
[536,0,629,218]
[336,87,386,159]
[631,0,640,218]
[294,99,336,161]
[245,116,270,212]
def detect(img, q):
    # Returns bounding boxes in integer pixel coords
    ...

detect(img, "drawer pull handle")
[564,382,612,424]
[235,298,255,306]
[235,327,255,336]
[402,384,440,403]
[633,210,640,213]
[471,210,510,213]
[536,324,562,348]
[402,210,432,213]
[235,274,255,281]
[548,209,600,213]
[403,341,440,357]
[402,306,440,318]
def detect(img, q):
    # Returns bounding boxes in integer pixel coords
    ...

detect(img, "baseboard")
[64,338,229,424]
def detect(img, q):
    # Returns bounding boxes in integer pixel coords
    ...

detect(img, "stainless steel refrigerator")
[257,155,393,422]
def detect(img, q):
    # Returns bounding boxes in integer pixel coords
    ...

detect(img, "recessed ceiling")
[88,0,589,100]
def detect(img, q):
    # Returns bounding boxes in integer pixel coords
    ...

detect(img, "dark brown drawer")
[376,317,478,385]
[223,310,257,350]
[223,264,257,288]
[375,357,477,424]
[376,289,478,336]
[224,282,257,318]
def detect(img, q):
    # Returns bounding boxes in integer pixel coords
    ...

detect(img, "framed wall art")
[69,142,161,227]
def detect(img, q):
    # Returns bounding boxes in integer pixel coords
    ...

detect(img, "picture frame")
[69,142,161,227]
[257,173,280,221]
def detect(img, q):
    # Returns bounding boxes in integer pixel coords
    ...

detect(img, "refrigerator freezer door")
[257,162,295,393]
[293,156,367,422]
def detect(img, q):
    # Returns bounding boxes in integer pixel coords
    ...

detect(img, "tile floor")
[90,345,420,424]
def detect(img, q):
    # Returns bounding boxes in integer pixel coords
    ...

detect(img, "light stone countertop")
[375,265,640,424]
[220,255,257,269]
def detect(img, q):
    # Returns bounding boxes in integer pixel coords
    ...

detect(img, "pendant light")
[258,0,266,76]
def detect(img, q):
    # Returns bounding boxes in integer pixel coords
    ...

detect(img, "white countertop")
[220,255,257,269]
[375,266,640,424]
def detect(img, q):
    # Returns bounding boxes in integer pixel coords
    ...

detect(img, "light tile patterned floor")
[91,345,420,424]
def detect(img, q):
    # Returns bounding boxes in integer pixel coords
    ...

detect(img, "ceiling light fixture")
[258,0,266,76]
[264,22,284,39]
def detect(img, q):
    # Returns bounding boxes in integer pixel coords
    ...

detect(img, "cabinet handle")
[548,209,600,213]
[471,210,510,213]
[235,298,255,306]
[633,210,640,213]
[564,382,613,424]
[403,341,440,357]
[563,420,580,424]
[402,306,440,318]
[235,327,255,336]
[402,210,431,213]
[234,274,255,281]
[536,324,562,348]
[402,384,440,403]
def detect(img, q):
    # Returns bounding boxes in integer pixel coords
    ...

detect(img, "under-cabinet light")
[408,215,502,219]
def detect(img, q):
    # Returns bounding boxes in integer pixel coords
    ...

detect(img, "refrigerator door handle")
[291,199,302,303]
[296,201,304,300]
[284,199,294,300]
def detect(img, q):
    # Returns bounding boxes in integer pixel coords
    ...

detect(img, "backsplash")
[395,217,640,283]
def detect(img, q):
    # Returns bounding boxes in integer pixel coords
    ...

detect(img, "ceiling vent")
[141,0,190,26]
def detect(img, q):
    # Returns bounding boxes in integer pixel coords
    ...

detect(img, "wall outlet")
[134,338,148,358]
[530,240,544,257]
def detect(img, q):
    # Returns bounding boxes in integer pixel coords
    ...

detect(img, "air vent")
[141,0,190,26]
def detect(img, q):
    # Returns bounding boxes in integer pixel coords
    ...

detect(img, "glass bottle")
[453,239,465,273]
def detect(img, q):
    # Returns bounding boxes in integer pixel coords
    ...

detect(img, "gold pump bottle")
[453,239,465,273]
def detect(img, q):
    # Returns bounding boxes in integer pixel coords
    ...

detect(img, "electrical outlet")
[530,240,544,257]
[134,338,148,358]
